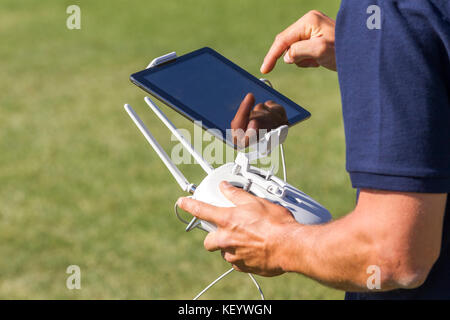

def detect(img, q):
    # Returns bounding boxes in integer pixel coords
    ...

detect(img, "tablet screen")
[130,47,310,147]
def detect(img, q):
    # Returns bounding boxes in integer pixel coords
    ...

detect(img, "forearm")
[276,190,446,292]
[276,212,398,292]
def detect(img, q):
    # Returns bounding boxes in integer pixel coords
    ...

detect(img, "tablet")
[130,47,310,147]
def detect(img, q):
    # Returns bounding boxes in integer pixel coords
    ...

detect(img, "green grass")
[0,0,354,299]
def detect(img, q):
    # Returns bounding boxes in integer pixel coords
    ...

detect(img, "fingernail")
[221,181,232,188]
[177,197,184,206]
[284,52,293,64]
[260,64,265,73]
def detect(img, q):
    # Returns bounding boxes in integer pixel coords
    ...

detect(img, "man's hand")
[177,181,297,277]
[231,93,288,148]
[261,10,336,73]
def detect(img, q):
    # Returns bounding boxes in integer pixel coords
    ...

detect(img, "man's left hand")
[177,181,298,277]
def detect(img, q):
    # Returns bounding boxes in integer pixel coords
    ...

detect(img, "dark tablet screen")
[130,47,310,146]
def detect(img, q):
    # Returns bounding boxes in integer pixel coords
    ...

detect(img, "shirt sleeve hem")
[349,171,450,193]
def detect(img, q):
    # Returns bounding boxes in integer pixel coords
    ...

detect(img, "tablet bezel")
[130,47,311,148]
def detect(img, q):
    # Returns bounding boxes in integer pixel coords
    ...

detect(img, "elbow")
[388,266,431,289]
[380,250,440,290]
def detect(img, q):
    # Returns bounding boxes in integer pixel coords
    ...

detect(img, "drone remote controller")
[124,51,331,299]
[124,97,331,233]
[192,153,331,232]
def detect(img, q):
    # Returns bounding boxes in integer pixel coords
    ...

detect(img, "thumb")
[284,39,321,64]
[219,181,256,206]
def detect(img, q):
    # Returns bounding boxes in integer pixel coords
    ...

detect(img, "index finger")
[260,19,308,74]
[177,197,229,227]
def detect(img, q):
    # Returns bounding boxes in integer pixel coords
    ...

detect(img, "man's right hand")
[260,10,336,73]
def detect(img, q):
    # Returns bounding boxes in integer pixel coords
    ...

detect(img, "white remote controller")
[124,52,332,300]
[193,156,331,232]
[125,52,331,231]
[124,52,331,300]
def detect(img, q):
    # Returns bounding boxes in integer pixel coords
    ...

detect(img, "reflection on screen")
[143,52,307,143]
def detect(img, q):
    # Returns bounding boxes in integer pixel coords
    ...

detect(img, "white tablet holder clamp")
[124,52,332,300]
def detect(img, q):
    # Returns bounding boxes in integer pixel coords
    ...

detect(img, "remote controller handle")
[192,163,332,232]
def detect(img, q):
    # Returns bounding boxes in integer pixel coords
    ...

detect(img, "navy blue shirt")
[335,0,450,299]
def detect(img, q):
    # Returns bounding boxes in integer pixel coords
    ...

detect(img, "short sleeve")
[335,0,450,193]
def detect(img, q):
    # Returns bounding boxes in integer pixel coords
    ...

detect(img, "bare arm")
[178,183,447,291]
[278,189,446,291]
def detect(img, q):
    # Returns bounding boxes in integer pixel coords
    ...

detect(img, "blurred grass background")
[0,0,355,299]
